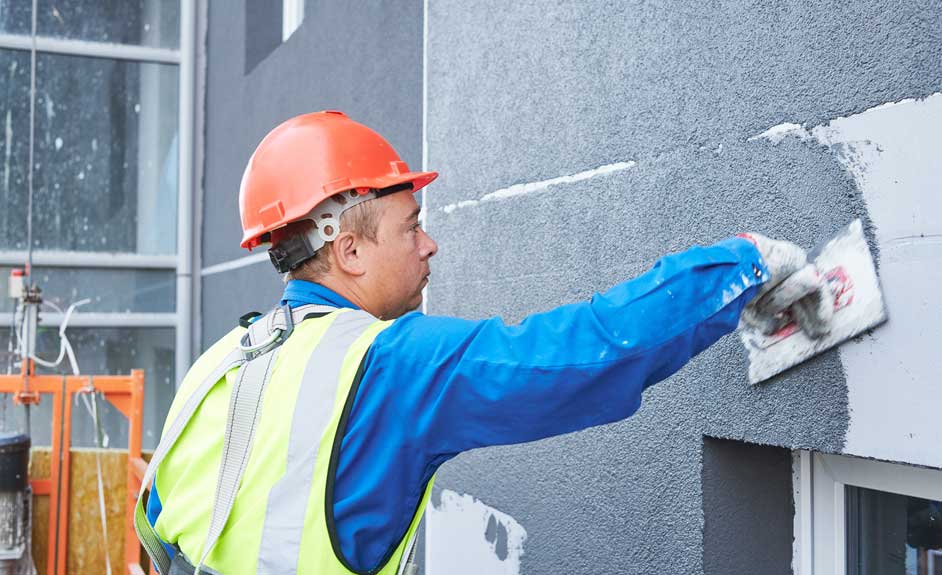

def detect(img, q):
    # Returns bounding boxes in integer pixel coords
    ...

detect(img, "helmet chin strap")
[267,189,378,273]
[267,182,418,274]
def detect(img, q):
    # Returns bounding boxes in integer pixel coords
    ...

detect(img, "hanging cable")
[28,299,89,373]
[21,0,39,440]
[76,388,113,575]
[26,0,37,278]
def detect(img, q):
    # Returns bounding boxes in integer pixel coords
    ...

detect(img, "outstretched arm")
[358,236,769,456]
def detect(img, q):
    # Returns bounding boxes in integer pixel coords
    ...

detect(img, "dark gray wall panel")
[201,0,422,350]
[200,263,285,348]
[702,438,793,575]
[426,1,942,207]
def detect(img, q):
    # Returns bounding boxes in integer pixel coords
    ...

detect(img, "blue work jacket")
[149,237,768,571]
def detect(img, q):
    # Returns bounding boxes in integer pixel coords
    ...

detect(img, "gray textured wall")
[424,1,941,574]
[197,1,942,572]
[200,0,423,347]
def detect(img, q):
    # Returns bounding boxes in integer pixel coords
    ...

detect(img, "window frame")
[0,1,195,383]
[793,450,942,574]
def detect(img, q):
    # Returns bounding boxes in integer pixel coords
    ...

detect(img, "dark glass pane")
[36,0,180,49]
[847,485,942,575]
[0,267,175,313]
[0,1,32,36]
[32,53,178,254]
[0,327,174,450]
[0,49,32,250]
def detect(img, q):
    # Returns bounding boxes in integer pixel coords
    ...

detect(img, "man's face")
[360,191,438,319]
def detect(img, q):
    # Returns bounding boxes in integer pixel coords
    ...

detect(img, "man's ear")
[330,232,367,276]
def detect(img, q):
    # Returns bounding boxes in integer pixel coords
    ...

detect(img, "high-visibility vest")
[134,306,434,574]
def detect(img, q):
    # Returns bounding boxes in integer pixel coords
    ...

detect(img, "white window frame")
[793,450,942,574]
[0,1,196,383]
[282,0,305,42]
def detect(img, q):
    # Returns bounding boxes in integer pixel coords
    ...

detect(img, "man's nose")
[421,229,438,259]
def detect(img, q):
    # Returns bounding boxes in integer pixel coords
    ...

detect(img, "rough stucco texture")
[425,1,942,573]
[200,0,422,346]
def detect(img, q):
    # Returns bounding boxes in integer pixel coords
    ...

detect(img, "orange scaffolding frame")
[0,361,152,575]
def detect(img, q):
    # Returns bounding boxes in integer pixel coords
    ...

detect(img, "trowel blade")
[742,219,887,384]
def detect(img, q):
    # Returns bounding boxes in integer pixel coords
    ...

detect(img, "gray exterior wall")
[199,0,423,347]
[197,1,942,573]
[423,1,941,574]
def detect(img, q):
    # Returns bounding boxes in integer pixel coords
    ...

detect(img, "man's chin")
[385,296,423,320]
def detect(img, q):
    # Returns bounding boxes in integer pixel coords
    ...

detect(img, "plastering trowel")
[741,219,887,384]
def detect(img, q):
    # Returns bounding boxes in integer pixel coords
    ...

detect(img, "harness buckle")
[239,304,296,361]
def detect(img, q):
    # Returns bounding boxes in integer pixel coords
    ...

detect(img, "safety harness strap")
[195,346,282,573]
[135,304,334,573]
[134,346,245,574]
[241,304,337,361]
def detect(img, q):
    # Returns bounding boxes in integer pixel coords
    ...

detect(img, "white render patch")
[747,122,811,145]
[426,489,527,574]
[751,92,942,469]
[440,160,636,214]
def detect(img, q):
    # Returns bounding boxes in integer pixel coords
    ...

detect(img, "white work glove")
[738,233,834,338]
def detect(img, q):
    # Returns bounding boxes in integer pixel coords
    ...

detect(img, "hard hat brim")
[240,170,438,250]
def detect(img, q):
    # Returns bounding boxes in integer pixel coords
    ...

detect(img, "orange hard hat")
[239,110,437,250]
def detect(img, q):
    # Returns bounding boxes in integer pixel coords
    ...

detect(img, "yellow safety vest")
[134,306,434,574]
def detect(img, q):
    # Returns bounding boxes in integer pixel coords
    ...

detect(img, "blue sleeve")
[368,236,768,456]
[334,237,768,570]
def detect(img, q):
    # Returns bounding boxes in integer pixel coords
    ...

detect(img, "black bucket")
[0,433,30,492]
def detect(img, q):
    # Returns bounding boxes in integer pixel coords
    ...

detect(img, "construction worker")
[136,111,832,575]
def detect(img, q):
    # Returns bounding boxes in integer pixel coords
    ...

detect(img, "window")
[794,451,942,574]
[282,0,304,42]
[244,0,305,73]
[0,1,193,449]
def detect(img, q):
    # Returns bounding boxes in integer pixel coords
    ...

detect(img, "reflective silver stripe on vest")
[256,309,377,574]
[135,305,336,573]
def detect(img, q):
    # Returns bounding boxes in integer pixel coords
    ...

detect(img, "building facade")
[2,1,940,573]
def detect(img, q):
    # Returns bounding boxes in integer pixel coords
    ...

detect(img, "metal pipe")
[0,251,176,269]
[0,312,177,329]
[191,0,210,366]
[0,33,180,64]
[421,0,430,316]
[175,1,196,384]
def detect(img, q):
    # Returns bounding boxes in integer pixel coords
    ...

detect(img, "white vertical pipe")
[421,0,432,567]
[176,0,195,384]
[420,0,430,317]
[191,0,209,367]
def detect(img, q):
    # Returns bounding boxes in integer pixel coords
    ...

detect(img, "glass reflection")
[847,485,942,575]
[0,49,32,250]
[32,52,179,254]
[0,327,174,450]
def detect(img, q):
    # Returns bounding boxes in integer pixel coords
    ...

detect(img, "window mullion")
[0,32,180,64]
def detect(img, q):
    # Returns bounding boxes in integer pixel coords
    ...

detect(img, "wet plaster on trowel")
[751,93,942,469]
[425,488,527,575]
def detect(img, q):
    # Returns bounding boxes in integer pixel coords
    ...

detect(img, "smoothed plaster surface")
[424,1,941,573]
[753,93,942,468]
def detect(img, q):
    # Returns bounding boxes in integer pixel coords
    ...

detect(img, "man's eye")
[411,223,422,232]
